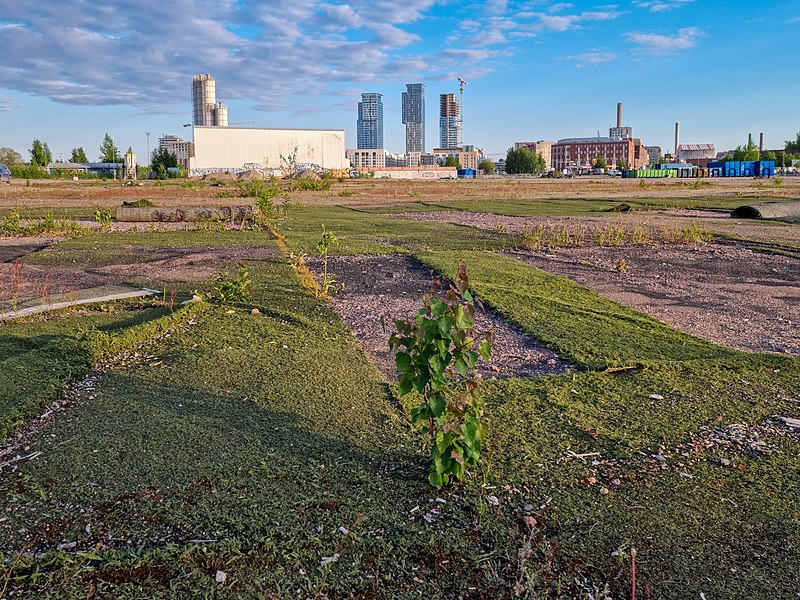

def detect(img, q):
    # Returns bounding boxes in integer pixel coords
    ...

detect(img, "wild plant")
[774,177,784,187]
[316,225,342,297]
[615,258,629,273]
[94,208,113,231]
[2,209,22,235]
[389,265,492,488]
[213,264,252,304]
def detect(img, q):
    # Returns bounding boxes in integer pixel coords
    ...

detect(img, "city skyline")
[0,1,798,162]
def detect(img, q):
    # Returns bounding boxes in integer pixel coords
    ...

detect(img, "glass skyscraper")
[357,93,383,150]
[402,83,425,154]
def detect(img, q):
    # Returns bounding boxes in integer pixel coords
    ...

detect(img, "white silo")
[192,74,217,126]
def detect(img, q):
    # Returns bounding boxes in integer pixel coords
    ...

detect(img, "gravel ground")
[309,254,571,381]
[507,244,800,356]
[390,209,800,250]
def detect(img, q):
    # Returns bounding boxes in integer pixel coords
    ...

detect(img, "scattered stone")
[57,541,77,551]
[487,495,500,507]
[611,478,621,486]
[679,472,693,479]
[337,526,349,536]
[522,516,537,528]
[599,487,610,496]
[649,394,664,401]
[720,458,731,467]
[523,503,534,512]
[251,308,260,315]
[321,554,339,566]
[215,570,227,584]
[435,498,446,504]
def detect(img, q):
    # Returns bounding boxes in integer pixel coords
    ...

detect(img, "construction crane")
[457,77,468,143]
[230,120,256,126]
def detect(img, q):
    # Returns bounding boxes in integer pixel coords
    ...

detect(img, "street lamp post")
[146,132,150,171]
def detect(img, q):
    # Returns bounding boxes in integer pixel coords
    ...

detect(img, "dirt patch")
[309,254,571,381]
[2,246,277,305]
[507,245,800,356]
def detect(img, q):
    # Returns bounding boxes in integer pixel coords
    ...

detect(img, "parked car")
[607,169,622,177]
[0,164,11,183]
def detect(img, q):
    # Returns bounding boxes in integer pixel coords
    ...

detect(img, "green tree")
[505,147,545,175]
[150,147,178,178]
[70,147,88,163]
[0,147,24,166]
[616,158,628,171]
[732,139,760,161]
[99,133,120,163]
[592,156,607,170]
[784,132,800,152]
[443,155,461,168]
[478,159,495,174]
[761,151,777,162]
[30,139,52,167]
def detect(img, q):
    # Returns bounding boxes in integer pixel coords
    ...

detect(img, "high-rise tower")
[357,93,384,150]
[192,74,229,127]
[439,93,461,149]
[402,83,425,154]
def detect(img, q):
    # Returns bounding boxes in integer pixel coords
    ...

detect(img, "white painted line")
[0,289,160,320]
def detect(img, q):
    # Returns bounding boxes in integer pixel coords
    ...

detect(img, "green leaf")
[478,339,491,360]
[429,394,447,418]
[463,290,473,303]
[395,352,411,373]
[398,377,413,396]
[454,357,467,377]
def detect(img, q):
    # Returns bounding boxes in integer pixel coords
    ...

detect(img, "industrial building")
[439,94,461,149]
[402,83,425,154]
[357,93,383,150]
[645,146,663,166]
[187,74,346,175]
[192,74,228,127]
[190,126,346,174]
[676,144,715,161]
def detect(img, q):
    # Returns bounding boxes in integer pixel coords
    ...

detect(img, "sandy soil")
[507,245,800,356]
[309,254,572,381]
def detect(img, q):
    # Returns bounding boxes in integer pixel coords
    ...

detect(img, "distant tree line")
[505,147,546,175]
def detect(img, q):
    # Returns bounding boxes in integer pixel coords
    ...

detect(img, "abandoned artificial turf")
[2,232,799,598]
[0,305,174,442]
[416,250,739,370]
[278,204,514,255]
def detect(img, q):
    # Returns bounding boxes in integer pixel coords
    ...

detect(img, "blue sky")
[0,0,798,162]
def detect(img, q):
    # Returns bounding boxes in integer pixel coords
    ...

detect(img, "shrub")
[213,264,252,304]
[389,265,492,488]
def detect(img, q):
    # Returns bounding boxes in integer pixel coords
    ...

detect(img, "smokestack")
[617,103,622,128]
[748,133,752,148]
[675,121,680,159]
[759,132,764,153]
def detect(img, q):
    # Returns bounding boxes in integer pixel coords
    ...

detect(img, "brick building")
[551,137,648,171]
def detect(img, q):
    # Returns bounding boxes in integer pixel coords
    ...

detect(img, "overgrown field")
[1,182,798,598]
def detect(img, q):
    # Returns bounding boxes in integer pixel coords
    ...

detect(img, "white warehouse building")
[189,126,347,175]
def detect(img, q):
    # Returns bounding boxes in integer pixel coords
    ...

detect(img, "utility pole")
[146,132,150,167]
[458,77,468,145]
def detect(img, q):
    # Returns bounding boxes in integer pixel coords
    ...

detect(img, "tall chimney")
[759,132,764,153]
[748,133,752,147]
[617,103,622,128]
[675,121,680,159]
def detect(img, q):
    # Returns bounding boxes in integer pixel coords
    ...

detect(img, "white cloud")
[634,0,693,12]
[0,95,18,112]
[624,26,701,54]
[566,51,617,66]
